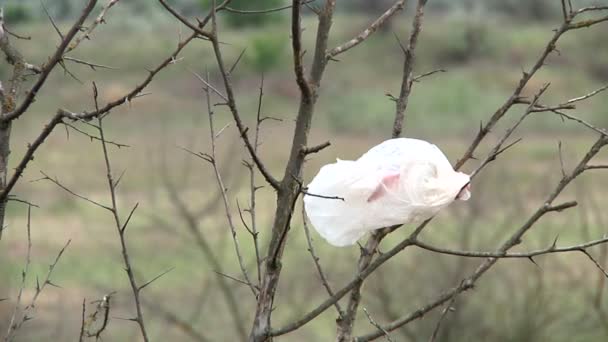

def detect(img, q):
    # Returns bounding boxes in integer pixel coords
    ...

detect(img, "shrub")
[245,34,287,73]
[3,4,32,24]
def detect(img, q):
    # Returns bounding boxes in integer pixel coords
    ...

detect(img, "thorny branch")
[1,0,604,340]
[5,237,71,342]
[44,113,153,340]
[0,0,228,209]
[4,206,32,342]
[355,135,608,342]
[302,206,343,317]
[336,1,429,340]
[2,0,98,123]
[454,5,607,170]
[327,0,407,59]
[97,117,150,341]
[392,0,428,139]
[196,71,258,297]
[428,297,456,342]
[269,4,608,340]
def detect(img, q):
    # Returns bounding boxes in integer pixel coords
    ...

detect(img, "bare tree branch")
[65,0,122,54]
[428,296,456,342]
[362,307,394,342]
[5,239,71,342]
[207,11,281,190]
[199,70,258,297]
[250,1,337,340]
[302,206,343,317]
[98,116,150,341]
[225,0,316,14]
[39,171,112,211]
[355,135,608,341]
[4,206,32,341]
[2,0,98,122]
[327,0,406,59]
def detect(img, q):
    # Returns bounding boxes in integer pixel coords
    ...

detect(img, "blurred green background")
[1,0,608,341]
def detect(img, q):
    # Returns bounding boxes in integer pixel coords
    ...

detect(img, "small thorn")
[528,256,541,269]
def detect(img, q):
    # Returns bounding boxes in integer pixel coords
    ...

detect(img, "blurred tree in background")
[246,33,287,72]
[3,3,31,24]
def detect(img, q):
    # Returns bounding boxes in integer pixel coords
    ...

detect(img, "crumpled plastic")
[303,138,471,246]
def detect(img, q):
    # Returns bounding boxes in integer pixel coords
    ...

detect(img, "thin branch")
[4,206,32,341]
[3,27,30,41]
[470,84,550,179]
[275,136,608,338]
[560,0,569,20]
[568,15,608,30]
[412,68,446,82]
[63,56,117,70]
[252,0,337,339]
[580,249,608,279]
[65,0,122,54]
[201,71,258,297]
[78,298,86,342]
[547,110,607,137]
[213,271,254,288]
[3,0,98,122]
[337,2,428,340]
[408,235,608,261]
[189,68,228,101]
[392,0,428,139]
[354,136,608,341]
[301,141,331,155]
[0,7,210,203]
[138,267,174,292]
[455,7,608,169]
[327,0,406,59]
[5,239,71,342]
[85,292,113,339]
[575,5,608,14]
[225,0,316,14]
[158,0,213,39]
[41,1,64,40]
[302,206,343,317]
[207,6,280,190]
[63,121,129,148]
[363,308,394,342]
[291,0,312,101]
[428,296,456,342]
[301,189,344,201]
[558,141,567,178]
[40,171,112,211]
[97,117,150,342]
[564,84,608,105]
[586,165,608,171]
[249,74,266,285]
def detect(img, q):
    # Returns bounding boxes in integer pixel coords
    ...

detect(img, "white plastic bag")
[303,138,470,246]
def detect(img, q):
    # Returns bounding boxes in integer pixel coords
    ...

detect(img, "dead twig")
[5,239,71,342]
[302,206,344,317]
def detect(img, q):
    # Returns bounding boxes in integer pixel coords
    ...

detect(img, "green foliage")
[200,0,284,28]
[3,3,32,24]
[245,33,287,73]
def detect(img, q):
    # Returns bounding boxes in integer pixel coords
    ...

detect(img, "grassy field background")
[1,3,608,341]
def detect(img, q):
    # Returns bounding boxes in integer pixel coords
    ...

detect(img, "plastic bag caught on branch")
[303,138,471,246]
